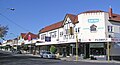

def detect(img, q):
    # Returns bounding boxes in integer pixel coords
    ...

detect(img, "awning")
[36,41,59,46]
[35,40,75,46]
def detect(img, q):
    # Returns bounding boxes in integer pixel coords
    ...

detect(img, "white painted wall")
[59,27,64,42]
[78,12,106,42]
[63,17,76,43]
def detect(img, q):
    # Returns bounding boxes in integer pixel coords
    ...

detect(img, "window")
[64,35,68,39]
[41,34,46,40]
[60,32,63,37]
[108,26,113,32]
[49,31,57,38]
[65,29,69,34]
[70,27,74,35]
[108,35,113,38]
[78,27,80,33]
[90,24,97,32]
[75,28,77,32]
[75,27,80,33]
[69,35,74,39]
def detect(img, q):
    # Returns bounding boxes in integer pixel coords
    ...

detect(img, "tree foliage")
[50,45,57,54]
[0,24,8,39]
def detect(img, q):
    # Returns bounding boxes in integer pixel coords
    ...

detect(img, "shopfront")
[89,43,106,60]
[90,43,106,55]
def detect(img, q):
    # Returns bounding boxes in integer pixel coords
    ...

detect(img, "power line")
[0,13,29,32]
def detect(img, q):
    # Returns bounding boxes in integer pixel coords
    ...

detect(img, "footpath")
[60,56,120,63]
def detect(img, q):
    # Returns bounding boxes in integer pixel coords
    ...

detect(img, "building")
[0,40,13,51]
[18,32,38,54]
[36,8,120,60]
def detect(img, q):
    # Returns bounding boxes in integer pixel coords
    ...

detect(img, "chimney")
[109,6,113,18]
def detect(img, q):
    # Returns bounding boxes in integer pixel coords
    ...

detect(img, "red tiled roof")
[39,21,63,33]
[81,10,105,13]
[39,14,78,33]
[21,32,38,40]
[64,14,78,24]
[109,13,120,22]
[7,40,12,42]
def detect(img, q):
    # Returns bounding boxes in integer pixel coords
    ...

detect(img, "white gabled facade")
[62,17,76,43]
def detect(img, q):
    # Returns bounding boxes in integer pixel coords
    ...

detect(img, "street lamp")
[0,8,15,14]
[0,8,15,41]
[9,8,15,11]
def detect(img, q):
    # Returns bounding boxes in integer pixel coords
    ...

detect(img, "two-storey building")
[36,8,120,60]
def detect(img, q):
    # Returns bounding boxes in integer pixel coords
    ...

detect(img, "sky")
[0,0,120,41]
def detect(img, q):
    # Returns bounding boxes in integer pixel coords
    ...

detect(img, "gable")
[63,14,78,26]
[21,32,38,40]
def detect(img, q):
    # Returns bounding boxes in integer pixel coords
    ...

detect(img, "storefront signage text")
[88,19,99,23]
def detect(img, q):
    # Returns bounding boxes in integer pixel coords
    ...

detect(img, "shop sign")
[90,43,104,48]
[88,19,99,23]
[111,38,120,42]
[81,38,111,42]
[95,39,106,42]
[45,36,51,42]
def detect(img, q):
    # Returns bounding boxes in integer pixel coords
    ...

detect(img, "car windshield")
[45,52,51,54]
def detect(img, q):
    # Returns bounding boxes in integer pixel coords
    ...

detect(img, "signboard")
[81,38,120,42]
[45,36,51,42]
[81,38,111,42]
[88,19,99,23]
[90,43,104,48]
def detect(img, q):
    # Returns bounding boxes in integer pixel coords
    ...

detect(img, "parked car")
[40,51,56,59]
[39,51,46,58]
[12,49,22,54]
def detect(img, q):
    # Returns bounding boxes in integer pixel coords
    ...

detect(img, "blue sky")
[0,0,120,41]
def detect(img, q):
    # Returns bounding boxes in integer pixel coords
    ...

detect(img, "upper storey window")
[108,26,113,33]
[60,32,63,37]
[75,27,80,33]
[41,34,46,40]
[49,31,57,38]
[65,29,69,35]
[90,24,97,32]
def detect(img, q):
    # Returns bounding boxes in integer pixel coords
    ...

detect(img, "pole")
[107,42,110,62]
[105,32,110,62]
[76,32,78,61]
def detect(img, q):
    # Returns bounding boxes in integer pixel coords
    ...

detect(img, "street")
[0,50,119,65]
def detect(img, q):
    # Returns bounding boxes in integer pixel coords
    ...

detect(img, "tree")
[50,45,57,54]
[0,24,8,40]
